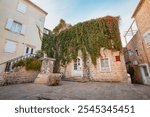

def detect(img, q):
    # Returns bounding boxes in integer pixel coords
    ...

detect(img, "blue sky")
[31,0,140,46]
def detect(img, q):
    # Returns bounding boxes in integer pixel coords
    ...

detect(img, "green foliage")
[13,59,25,68]
[25,58,42,71]
[35,50,44,58]
[13,57,42,71]
[42,16,122,72]
[42,31,56,58]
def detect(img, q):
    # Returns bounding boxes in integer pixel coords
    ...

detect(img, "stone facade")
[1,67,39,85]
[133,0,150,64]
[124,0,150,84]
[0,75,5,86]
[64,49,129,82]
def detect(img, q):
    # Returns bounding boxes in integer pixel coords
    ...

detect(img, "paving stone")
[0,81,150,100]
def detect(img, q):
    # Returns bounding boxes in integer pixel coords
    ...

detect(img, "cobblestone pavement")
[0,81,150,100]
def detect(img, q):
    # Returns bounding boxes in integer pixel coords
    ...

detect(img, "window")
[74,58,81,71]
[31,48,33,54]
[145,37,150,43]
[5,18,26,35]
[17,2,27,14]
[11,21,22,33]
[26,47,29,54]
[4,40,17,53]
[127,50,134,56]
[43,29,49,35]
[25,46,34,55]
[100,58,111,72]
[144,30,150,45]
[135,50,139,56]
[74,63,78,70]
[142,66,149,77]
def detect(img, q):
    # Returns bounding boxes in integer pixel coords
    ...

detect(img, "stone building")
[0,0,47,73]
[64,49,128,82]
[57,17,129,83]
[124,0,150,84]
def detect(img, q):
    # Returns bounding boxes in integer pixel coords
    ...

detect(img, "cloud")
[31,0,75,30]
[31,0,140,46]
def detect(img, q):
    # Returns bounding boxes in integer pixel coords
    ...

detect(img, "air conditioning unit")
[133,61,138,65]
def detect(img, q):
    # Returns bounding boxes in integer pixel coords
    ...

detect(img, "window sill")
[5,28,24,36]
[100,71,112,73]
[4,52,16,54]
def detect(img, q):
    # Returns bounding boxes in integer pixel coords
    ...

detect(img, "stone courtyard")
[0,81,150,100]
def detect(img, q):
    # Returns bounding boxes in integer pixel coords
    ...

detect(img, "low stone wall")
[0,76,5,86]
[1,67,39,85]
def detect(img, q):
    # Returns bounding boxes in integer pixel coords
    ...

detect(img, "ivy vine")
[42,16,122,72]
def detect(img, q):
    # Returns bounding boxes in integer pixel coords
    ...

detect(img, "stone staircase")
[0,53,36,73]
[63,77,90,83]
[0,54,37,86]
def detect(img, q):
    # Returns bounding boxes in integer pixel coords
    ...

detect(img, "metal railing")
[0,54,36,72]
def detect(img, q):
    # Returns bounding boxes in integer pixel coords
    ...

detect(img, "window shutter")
[4,40,17,53]
[5,18,13,30]
[21,24,26,35]
[17,3,27,14]
[146,37,150,43]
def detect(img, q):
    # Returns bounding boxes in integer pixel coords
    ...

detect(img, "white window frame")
[5,18,26,35]
[143,30,150,48]
[100,58,111,72]
[24,45,35,55]
[11,21,22,33]
[17,2,27,14]
[4,40,17,53]
[74,57,82,71]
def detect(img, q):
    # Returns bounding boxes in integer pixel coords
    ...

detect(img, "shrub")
[13,59,25,68]
[26,58,42,71]
[35,50,44,59]
[13,57,42,71]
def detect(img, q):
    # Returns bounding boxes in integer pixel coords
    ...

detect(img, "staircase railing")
[0,54,36,72]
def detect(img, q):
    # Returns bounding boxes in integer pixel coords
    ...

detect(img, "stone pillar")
[40,58,55,74]
[34,58,56,85]
[34,57,62,86]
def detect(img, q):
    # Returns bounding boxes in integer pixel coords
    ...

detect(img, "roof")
[132,0,145,18]
[25,0,48,15]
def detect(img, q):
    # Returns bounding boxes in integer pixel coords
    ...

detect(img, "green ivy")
[42,16,122,72]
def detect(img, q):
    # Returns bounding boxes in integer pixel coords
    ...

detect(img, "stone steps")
[63,77,90,83]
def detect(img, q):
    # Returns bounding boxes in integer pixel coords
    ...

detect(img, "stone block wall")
[0,76,5,86]
[1,67,39,85]
[64,49,129,82]
[134,0,150,64]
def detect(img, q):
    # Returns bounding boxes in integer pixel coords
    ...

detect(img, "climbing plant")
[42,16,122,72]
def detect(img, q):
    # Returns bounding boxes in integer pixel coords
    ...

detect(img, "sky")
[31,0,140,46]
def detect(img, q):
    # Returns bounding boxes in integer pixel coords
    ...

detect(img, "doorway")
[72,57,83,77]
[139,64,150,85]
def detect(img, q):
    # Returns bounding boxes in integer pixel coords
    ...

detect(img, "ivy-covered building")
[43,16,129,82]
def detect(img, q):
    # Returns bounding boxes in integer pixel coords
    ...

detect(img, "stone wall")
[1,67,39,85]
[126,32,146,64]
[134,0,150,64]
[125,32,146,83]
[0,76,5,86]
[64,49,129,82]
